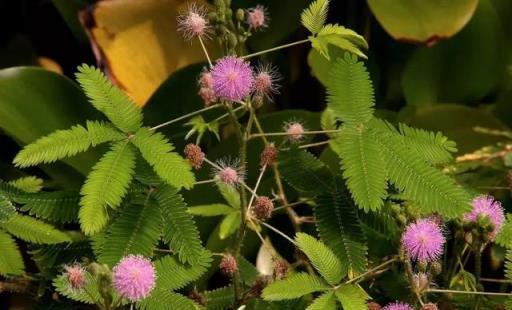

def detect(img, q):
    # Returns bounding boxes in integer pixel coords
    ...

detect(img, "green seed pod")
[430,261,442,275]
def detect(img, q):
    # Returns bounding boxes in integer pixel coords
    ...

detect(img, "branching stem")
[242,39,310,59]
[150,104,221,131]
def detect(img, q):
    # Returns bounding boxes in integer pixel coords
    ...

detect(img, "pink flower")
[284,121,305,143]
[64,265,86,290]
[464,195,505,239]
[401,218,445,263]
[211,57,254,101]
[198,71,217,105]
[214,158,244,187]
[112,255,156,302]
[254,64,281,100]
[178,4,210,40]
[382,302,414,310]
[184,143,205,170]
[246,5,268,30]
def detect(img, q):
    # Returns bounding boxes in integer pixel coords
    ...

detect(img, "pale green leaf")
[306,291,337,310]
[301,0,330,35]
[334,284,369,310]
[219,211,240,240]
[2,214,70,244]
[188,204,234,217]
[262,273,329,300]
[0,231,24,276]
[310,24,368,60]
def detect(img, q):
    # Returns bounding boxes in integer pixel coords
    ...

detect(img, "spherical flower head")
[382,302,414,310]
[64,265,87,290]
[273,259,289,280]
[260,143,278,168]
[401,219,445,263]
[184,143,204,170]
[112,255,156,302]
[252,196,274,220]
[246,5,268,30]
[464,195,504,239]
[422,303,439,310]
[219,254,238,277]
[199,71,214,89]
[211,56,254,102]
[214,158,244,187]
[284,121,305,143]
[177,4,210,40]
[254,64,281,100]
[367,301,382,310]
[198,87,217,106]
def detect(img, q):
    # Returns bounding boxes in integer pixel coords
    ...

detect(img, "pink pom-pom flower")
[284,121,305,143]
[246,5,269,30]
[464,195,505,240]
[213,158,245,187]
[253,63,281,101]
[64,265,87,290]
[112,255,156,302]
[211,57,254,102]
[177,4,210,41]
[382,302,414,310]
[401,218,445,263]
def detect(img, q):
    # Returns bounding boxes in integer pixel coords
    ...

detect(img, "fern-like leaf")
[156,185,203,264]
[2,214,70,244]
[0,194,16,224]
[295,233,343,285]
[311,25,368,60]
[334,284,369,310]
[0,231,24,276]
[153,251,211,290]
[9,176,43,193]
[301,0,329,35]
[397,123,457,165]
[97,199,162,267]
[496,215,512,249]
[262,273,329,301]
[13,122,124,168]
[278,148,334,195]
[17,191,80,223]
[326,53,374,124]
[76,64,142,133]
[137,291,198,310]
[79,141,136,235]
[204,286,235,310]
[315,184,367,275]
[307,291,337,310]
[373,127,471,218]
[331,125,387,211]
[14,125,91,168]
[132,128,195,189]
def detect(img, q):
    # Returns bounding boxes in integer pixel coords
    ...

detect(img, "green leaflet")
[326,54,374,124]
[53,271,101,304]
[307,291,337,310]
[152,251,212,290]
[131,127,195,189]
[496,215,512,248]
[18,191,81,223]
[76,64,143,133]
[330,125,387,212]
[372,127,471,218]
[278,148,335,195]
[262,273,329,300]
[0,194,16,224]
[188,204,234,217]
[315,184,368,276]
[137,291,198,310]
[97,199,162,267]
[204,286,235,310]
[2,214,70,244]
[295,233,344,285]
[334,284,369,310]
[8,176,43,193]
[0,231,24,276]
[310,25,368,60]
[13,121,124,168]
[79,141,136,235]
[301,0,329,35]
[155,185,203,264]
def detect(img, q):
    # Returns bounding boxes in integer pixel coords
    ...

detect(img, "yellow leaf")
[80,0,216,106]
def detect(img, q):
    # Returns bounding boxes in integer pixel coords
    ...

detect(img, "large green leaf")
[0,231,24,276]
[0,67,101,181]
[262,273,329,300]
[401,0,504,105]
[2,214,71,244]
[368,0,478,44]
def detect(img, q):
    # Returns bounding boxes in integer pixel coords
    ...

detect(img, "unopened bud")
[236,9,245,22]
[188,288,206,306]
[422,303,439,310]
[273,259,289,280]
[367,301,382,310]
[252,196,274,220]
[260,144,278,168]
[430,261,442,276]
[219,254,238,277]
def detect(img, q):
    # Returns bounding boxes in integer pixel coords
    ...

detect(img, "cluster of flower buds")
[462,195,504,242]
[219,254,238,277]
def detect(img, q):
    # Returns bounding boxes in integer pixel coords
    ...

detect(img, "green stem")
[242,39,310,59]
[249,129,341,139]
[150,104,221,131]
[426,289,512,296]
[475,243,482,284]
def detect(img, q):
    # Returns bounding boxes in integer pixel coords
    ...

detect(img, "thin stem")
[299,140,331,149]
[194,179,217,185]
[480,278,512,284]
[273,200,304,212]
[242,39,310,59]
[214,105,246,122]
[150,104,221,131]
[345,257,397,285]
[260,221,296,246]
[474,241,482,284]
[426,289,512,297]
[249,129,341,139]
[246,165,267,215]
[198,36,213,68]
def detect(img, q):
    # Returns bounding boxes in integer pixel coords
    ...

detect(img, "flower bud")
[236,9,245,22]
[219,254,238,277]
[430,261,442,276]
[367,301,381,310]
[422,303,439,310]
[273,259,289,280]
[260,144,278,168]
[184,144,205,170]
[252,196,274,220]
